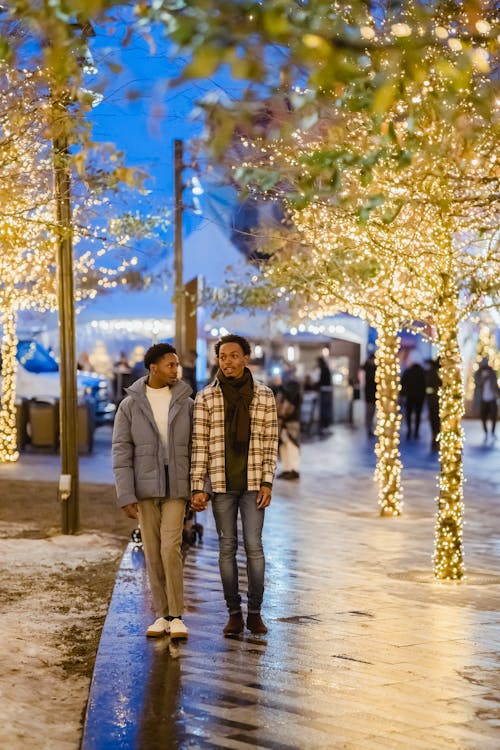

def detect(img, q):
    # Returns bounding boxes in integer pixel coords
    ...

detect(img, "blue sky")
[87,22,242,237]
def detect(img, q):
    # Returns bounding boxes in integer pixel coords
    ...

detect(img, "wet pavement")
[3,414,499,748]
[75,415,500,749]
[0,425,115,484]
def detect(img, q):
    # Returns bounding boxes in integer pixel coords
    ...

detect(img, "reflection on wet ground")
[83,419,500,749]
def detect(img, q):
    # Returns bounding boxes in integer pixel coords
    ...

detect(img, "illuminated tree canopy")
[203,95,499,579]
[0,65,170,462]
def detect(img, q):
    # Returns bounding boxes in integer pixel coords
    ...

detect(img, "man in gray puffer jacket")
[112,343,193,639]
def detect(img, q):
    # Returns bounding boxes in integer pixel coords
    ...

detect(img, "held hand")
[191,491,209,512]
[123,502,139,520]
[256,486,272,509]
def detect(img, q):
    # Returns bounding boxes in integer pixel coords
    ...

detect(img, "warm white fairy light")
[225,85,498,579]
[246,192,409,517]
[0,310,20,463]
[373,321,403,517]
[194,0,500,578]
[0,66,161,462]
[433,278,465,580]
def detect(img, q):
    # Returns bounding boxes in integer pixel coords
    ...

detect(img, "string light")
[215,85,498,580]
[433,277,465,580]
[0,66,166,462]
[0,310,20,463]
[374,321,403,517]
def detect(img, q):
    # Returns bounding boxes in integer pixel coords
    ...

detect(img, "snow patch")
[1,532,122,570]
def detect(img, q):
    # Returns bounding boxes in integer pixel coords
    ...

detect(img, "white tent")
[77,217,243,325]
[72,218,260,368]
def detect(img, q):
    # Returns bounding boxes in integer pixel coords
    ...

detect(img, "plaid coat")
[191,376,278,493]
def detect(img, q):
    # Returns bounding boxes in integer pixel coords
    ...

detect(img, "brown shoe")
[246,612,268,635]
[223,611,244,636]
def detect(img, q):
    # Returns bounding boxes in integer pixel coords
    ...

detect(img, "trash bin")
[15,399,30,451]
[28,398,59,451]
[78,401,95,454]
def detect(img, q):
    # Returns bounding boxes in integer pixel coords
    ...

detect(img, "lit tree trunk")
[374,316,403,516]
[0,303,19,462]
[434,279,465,580]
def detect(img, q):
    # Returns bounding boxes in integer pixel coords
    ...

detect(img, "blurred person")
[401,353,427,439]
[271,367,302,480]
[474,357,499,439]
[77,351,93,372]
[316,355,333,433]
[301,371,320,436]
[190,334,278,636]
[112,343,193,640]
[113,351,131,373]
[129,359,148,382]
[209,358,219,381]
[113,350,132,404]
[181,349,197,395]
[425,358,442,452]
[360,351,377,437]
[303,373,316,392]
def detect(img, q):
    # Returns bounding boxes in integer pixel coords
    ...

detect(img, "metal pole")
[52,98,79,534]
[174,139,185,355]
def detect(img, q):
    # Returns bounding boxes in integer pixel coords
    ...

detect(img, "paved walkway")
[0,425,115,484]
[75,417,500,749]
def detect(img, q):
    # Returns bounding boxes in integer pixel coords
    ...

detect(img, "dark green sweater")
[224,408,250,490]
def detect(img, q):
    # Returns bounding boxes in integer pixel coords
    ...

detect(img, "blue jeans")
[211,491,265,614]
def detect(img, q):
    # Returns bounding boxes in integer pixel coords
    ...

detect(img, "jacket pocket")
[135,444,157,475]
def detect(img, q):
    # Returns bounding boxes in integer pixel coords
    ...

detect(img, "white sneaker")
[146,617,170,637]
[169,618,188,639]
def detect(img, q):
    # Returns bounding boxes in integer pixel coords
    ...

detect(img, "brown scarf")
[218,367,254,453]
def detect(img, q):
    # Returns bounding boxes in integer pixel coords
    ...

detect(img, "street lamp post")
[174,139,186,356]
[52,96,79,534]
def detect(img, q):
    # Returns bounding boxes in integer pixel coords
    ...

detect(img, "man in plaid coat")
[191,334,278,636]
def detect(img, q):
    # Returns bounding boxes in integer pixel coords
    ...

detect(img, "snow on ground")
[0,532,124,750]
[0,529,122,567]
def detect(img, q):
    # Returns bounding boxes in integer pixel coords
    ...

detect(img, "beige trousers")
[138,496,186,618]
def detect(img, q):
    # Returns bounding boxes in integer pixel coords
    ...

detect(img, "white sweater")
[146,384,172,463]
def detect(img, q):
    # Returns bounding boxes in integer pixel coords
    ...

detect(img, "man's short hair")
[144,343,177,370]
[215,334,251,358]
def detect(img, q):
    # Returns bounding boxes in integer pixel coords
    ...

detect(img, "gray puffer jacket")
[112,376,193,508]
